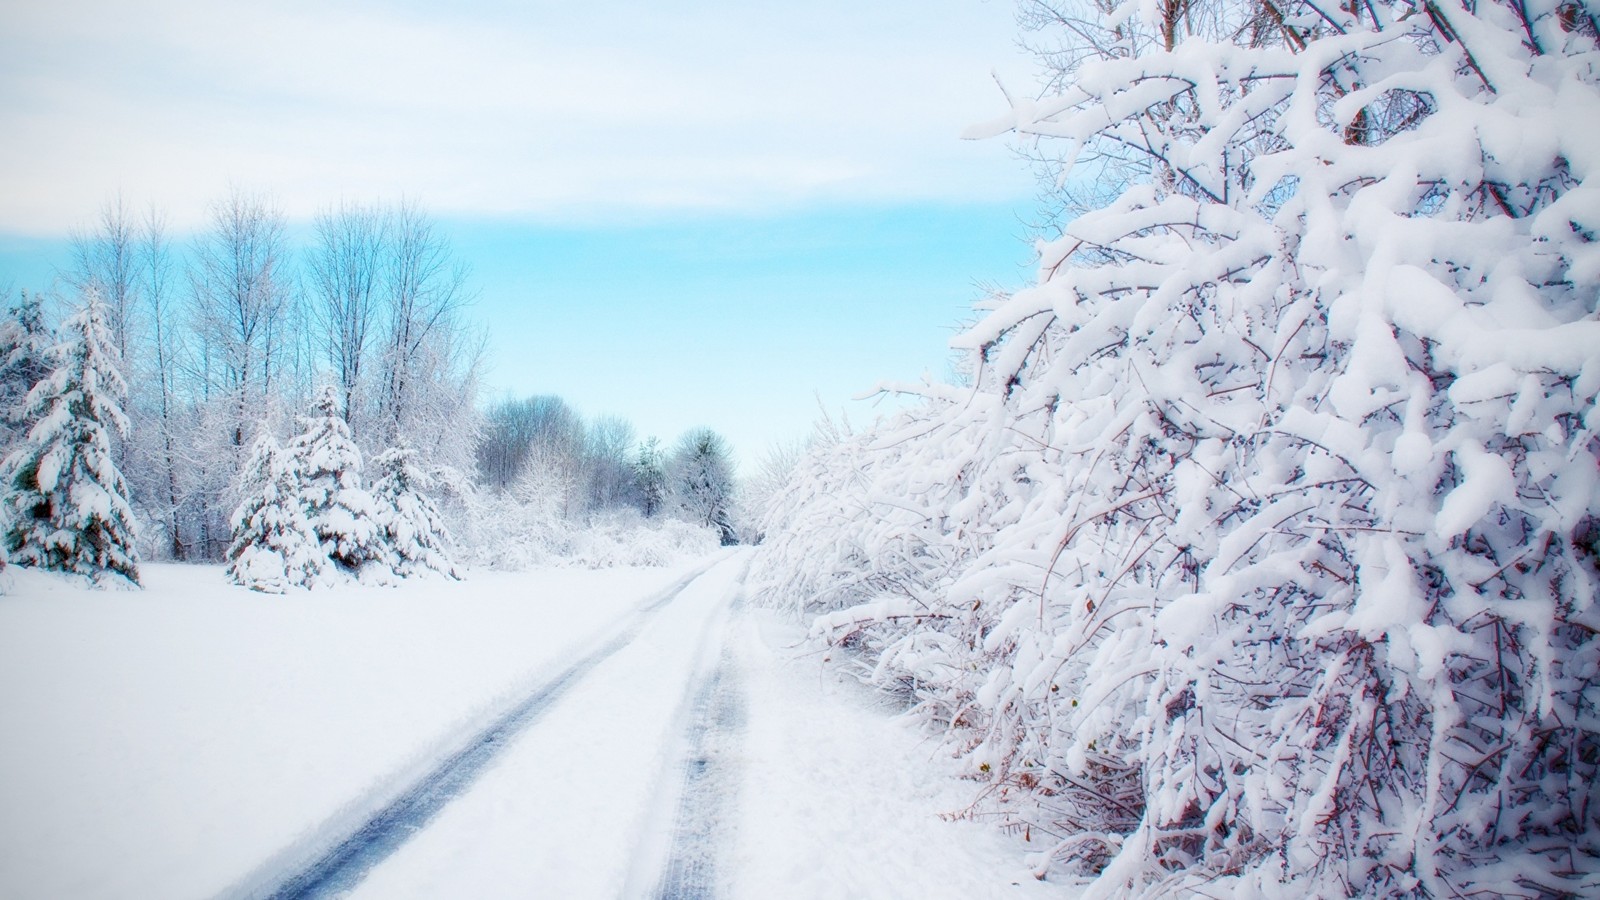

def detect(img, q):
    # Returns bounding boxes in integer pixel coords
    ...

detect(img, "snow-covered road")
[1,555,1067,899]
[235,557,735,899]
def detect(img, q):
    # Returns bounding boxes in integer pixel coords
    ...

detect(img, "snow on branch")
[753,0,1600,894]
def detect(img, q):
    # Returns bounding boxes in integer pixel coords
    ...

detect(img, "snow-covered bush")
[733,437,809,545]
[445,486,720,571]
[561,512,721,568]
[754,1,1600,895]
[225,435,326,593]
[370,445,459,579]
[289,386,388,577]
[2,294,139,587]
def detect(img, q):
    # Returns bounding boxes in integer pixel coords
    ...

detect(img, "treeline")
[0,190,479,563]
[473,394,739,544]
[0,190,739,577]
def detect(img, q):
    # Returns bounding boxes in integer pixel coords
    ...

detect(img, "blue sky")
[0,0,1046,471]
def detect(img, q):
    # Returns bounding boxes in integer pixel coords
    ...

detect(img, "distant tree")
[633,436,667,518]
[224,435,324,592]
[131,207,190,559]
[187,189,295,559]
[307,201,386,444]
[521,397,587,519]
[371,445,459,579]
[375,200,478,471]
[669,428,736,545]
[288,386,386,575]
[68,195,138,368]
[737,437,807,544]
[584,415,636,513]
[475,394,584,501]
[2,293,139,586]
[476,396,540,491]
[188,188,292,454]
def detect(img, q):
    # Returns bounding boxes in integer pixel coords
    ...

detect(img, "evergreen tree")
[224,435,324,592]
[3,293,139,586]
[670,428,736,545]
[633,436,666,518]
[288,385,387,575]
[0,290,57,445]
[371,445,459,579]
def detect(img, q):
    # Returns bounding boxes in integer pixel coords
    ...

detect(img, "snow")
[1433,440,1517,540]
[342,556,746,899]
[330,558,1066,898]
[723,611,1067,899]
[0,556,1067,898]
[0,560,705,899]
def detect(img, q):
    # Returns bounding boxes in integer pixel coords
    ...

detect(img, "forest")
[0,193,742,589]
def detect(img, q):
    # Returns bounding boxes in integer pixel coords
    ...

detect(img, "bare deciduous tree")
[137,208,190,559]
[307,200,387,442]
[68,194,139,367]
[188,188,292,452]
[378,199,471,449]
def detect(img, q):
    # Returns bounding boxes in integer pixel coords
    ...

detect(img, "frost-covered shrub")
[563,512,721,568]
[754,1,1600,895]
[445,487,720,571]
[2,294,139,587]
[225,436,325,593]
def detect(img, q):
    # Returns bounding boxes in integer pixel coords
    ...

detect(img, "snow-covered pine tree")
[224,435,325,592]
[370,445,459,579]
[289,385,388,576]
[3,293,139,586]
[754,0,1599,895]
[634,436,667,518]
[670,428,737,545]
[0,290,57,447]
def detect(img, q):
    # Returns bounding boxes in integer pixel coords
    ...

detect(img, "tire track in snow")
[220,557,727,900]
[651,638,746,899]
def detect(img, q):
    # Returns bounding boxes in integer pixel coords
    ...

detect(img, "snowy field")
[0,555,1063,899]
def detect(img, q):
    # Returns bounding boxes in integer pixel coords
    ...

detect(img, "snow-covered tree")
[3,293,139,586]
[68,196,139,369]
[754,1,1600,895]
[736,437,809,545]
[634,437,667,518]
[289,385,387,576]
[189,189,293,455]
[371,445,458,579]
[375,200,480,475]
[584,415,637,512]
[224,435,324,592]
[0,290,56,445]
[669,428,736,545]
[307,201,386,446]
[128,208,190,560]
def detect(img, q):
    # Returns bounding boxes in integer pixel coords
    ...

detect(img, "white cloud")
[0,0,1036,234]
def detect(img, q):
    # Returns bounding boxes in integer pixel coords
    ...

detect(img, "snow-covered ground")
[720,610,1064,899]
[0,556,1066,899]
[0,561,704,899]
